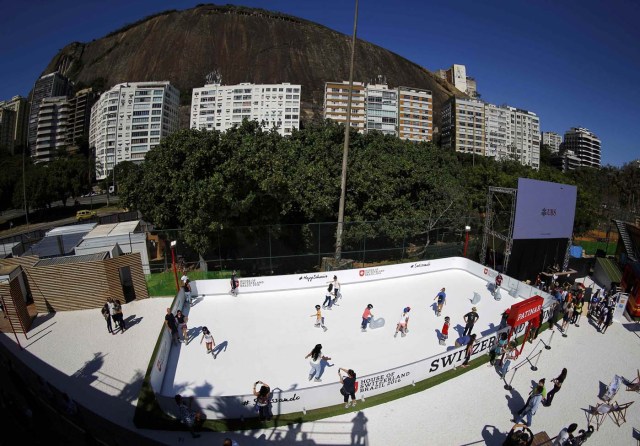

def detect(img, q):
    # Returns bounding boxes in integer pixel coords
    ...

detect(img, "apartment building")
[67,89,97,151]
[484,103,509,158]
[190,82,301,136]
[441,97,485,156]
[323,81,366,132]
[34,96,70,162]
[28,72,72,153]
[0,95,29,155]
[542,131,562,153]
[506,106,540,169]
[397,87,432,142]
[551,150,581,172]
[436,64,477,97]
[365,83,398,136]
[562,127,601,168]
[90,81,180,180]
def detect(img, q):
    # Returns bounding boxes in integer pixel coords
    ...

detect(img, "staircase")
[614,220,637,262]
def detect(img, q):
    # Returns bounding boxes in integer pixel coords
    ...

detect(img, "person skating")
[311,305,328,332]
[230,270,239,296]
[361,304,374,332]
[434,287,446,316]
[200,326,216,354]
[305,344,330,382]
[322,284,334,309]
[440,316,450,345]
[394,307,411,338]
[494,273,503,295]
[463,306,479,336]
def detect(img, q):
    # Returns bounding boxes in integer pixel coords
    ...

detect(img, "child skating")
[311,305,328,332]
[434,287,446,316]
[394,307,411,337]
[361,304,374,332]
[322,284,334,310]
[200,326,215,354]
[440,316,450,345]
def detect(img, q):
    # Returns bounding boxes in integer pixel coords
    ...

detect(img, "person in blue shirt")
[434,287,446,316]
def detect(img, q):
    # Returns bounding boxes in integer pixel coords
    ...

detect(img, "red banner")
[506,296,544,327]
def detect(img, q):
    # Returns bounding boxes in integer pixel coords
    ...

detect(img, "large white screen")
[512,178,577,240]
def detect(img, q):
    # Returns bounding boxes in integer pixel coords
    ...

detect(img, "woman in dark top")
[544,368,567,406]
[339,368,357,408]
[252,380,272,421]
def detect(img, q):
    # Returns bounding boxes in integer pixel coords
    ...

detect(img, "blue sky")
[1,0,638,166]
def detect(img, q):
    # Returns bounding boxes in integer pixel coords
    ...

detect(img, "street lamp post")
[170,240,179,292]
[463,225,471,258]
[335,0,359,263]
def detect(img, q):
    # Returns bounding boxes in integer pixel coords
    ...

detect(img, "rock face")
[42,4,461,127]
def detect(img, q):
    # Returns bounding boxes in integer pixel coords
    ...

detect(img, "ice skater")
[305,344,331,382]
[463,306,479,336]
[311,305,328,331]
[322,284,334,309]
[394,307,411,338]
[434,287,446,316]
[230,270,239,296]
[200,326,216,354]
[440,316,450,345]
[361,304,374,332]
[328,275,342,300]
[494,273,503,295]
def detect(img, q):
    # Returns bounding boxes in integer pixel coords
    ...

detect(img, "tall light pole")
[335,0,359,263]
[463,225,471,258]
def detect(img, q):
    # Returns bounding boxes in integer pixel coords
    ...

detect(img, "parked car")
[76,210,97,222]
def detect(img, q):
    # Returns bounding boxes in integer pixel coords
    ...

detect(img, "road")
[0,194,119,224]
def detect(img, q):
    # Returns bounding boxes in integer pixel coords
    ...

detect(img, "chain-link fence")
[150,218,484,277]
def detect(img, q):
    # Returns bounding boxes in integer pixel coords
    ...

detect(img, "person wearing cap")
[361,304,374,332]
[463,306,479,336]
[394,307,411,338]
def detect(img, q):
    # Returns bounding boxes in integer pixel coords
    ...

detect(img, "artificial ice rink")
[162,270,523,397]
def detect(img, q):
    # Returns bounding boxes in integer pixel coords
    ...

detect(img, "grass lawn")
[573,240,616,256]
[145,270,232,296]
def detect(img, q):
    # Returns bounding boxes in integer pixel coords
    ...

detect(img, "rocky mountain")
[42,4,462,128]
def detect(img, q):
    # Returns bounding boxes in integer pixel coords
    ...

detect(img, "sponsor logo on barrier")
[239,278,265,288]
[299,274,329,282]
[541,208,557,217]
[411,262,431,268]
[358,267,384,278]
[358,370,410,392]
[428,335,499,373]
[242,394,301,406]
[483,268,488,275]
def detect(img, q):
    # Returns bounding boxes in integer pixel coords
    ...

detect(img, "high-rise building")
[67,88,97,151]
[28,72,72,153]
[34,96,70,162]
[365,83,398,136]
[397,87,432,142]
[435,64,477,96]
[542,131,562,153]
[551,150,581,172]
[0,95,29,155]
[441,97,485,156]
[562,127,601,168]
[505,106,540,169]
[323,81,366,132]
[90,81,180,180]
[190,82,301,136]
[484,103,509,158]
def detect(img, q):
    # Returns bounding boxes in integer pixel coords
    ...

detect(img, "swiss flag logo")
[359,270,365,277]
[483,268,488,275]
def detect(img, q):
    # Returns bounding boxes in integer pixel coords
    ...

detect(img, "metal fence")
[151,218,484,276]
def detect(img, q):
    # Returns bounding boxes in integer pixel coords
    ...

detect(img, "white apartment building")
[542,131,562,153]
[323,81,366,132]
[562,127,601,168]
[34,96,69,163]
[506,106,540,169]
[436,64,477,96]
[90,81,180,180]
[190,82,301,136]
[441,97,485,155]
[397,87,432,142]
[484,103,509,158]
[365,83,398,136]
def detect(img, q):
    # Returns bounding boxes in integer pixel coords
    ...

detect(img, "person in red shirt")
[361,304,374,332]
[440,316,450,345]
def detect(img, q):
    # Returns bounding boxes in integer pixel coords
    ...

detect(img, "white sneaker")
[352,401,357,407]
[345,402,351,408]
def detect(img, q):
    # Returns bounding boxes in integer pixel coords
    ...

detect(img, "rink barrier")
[149,258,555,420]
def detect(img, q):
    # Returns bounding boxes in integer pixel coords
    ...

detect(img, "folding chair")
[603,375,622,402]
[586,402,612,431]
[625,369,640,393]
[609,401,634,427]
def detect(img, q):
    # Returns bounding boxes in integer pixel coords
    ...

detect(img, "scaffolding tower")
[480,186,517,271]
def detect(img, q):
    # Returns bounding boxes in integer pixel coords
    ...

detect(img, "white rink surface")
[163,270,519,397]
[2,273,639,445]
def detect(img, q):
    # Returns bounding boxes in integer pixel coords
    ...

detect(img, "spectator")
[174,394,202,438]
[600,307,614,334]
[252,380,273,421]
[223,439,240,446]
[499,341,518,378]
[490,332,508,366]
[338,368,357,408]
[165,308,180,345]
[553,423,578,445]
[183,279,192,307]
[460,333,477,368]
[113,299,126,333]
[101,303,113,335]
[544,368,567,406]
[503,423,534,446]
[513,385,543,427]
[175,309,188,343]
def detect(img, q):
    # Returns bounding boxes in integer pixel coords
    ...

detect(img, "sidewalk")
[1,289,639,445]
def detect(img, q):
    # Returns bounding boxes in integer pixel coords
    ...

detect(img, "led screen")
[512,178,577,240]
